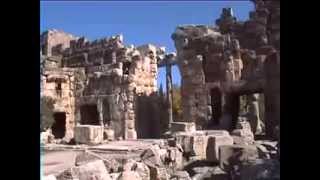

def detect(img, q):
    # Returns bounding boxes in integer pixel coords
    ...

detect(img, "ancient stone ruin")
[41,0,280,180]
[41,30,168,143]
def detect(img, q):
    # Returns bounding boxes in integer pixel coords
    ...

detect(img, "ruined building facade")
[41,30,163,141]
[171,0,279,139]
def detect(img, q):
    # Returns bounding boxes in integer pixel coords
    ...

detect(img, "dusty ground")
[41,139,164,176]
[42,150,80,176]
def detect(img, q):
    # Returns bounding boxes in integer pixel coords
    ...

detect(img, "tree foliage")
[172,84,182,121]
[40,96,55,132]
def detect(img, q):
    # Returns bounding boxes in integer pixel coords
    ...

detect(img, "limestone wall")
[41,68,78,140]
[40,29,78,57]
[171,0,280,137]
[41,32,161,140]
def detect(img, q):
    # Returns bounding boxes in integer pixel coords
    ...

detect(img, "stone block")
[149,166,169,180]
[57,160,111,180]
[43,175,56,180]
[171,122,196,132]
[171,171,191,180]
[75,151,121,173]
[210,167,229,180]
[125,120,135,129]
[190,134,207,159]
[125,129,137,140]
[104,129,115,141]
[141,146,164,168]
[74,125,104,145]
[118,171,141,180]
[206,133,234,162]
[174,132,194,154]
[219,145,259,172]
[134,162,150,180]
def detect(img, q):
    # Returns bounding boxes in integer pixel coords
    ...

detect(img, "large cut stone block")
[74,125,104,145]
[219,145,259,172]
[174,132,193,154]
[190,134,208,159]
[206,132,234,162]
[171,122,196,132]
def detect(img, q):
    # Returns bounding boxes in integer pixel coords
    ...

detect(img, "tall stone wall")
[41,33,161,140]
[172,0,280,138]
[40,29,78,57]
[41,67,83,140]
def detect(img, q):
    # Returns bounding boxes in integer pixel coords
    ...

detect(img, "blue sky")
[41,1,254,90]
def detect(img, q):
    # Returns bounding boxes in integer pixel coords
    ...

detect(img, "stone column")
[166,60,173,129]
[247,94,262,135]
[97,99,104,126]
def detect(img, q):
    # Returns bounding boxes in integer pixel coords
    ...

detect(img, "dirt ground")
[42,150,80,176]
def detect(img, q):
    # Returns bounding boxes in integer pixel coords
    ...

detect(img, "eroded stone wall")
[172,0,280,138]
[41,67,84,140]
[41,32,162,140]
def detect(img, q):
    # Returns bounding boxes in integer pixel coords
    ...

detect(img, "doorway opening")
[210,88,222,125]
[51,112,66,139]
[80,104,100,125]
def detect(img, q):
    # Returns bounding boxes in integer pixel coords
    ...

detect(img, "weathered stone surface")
[219,145,259,172]
[191,166,215,180]
[190,134,207,159]
[41,130,54,144]
[43,174,57,180]
[231,120,255,145]
[104,128,115,141]
[149,166,169,180]
[41,32,163,141]
[255,140,278,159]
[239,159,280,180]
[171,122,196,132]
[166,146,184,170]
[140,146,164,168]
[125,129,137,140]
[174,130,233,162]
[210,167,229,180]
[206,133,234,162]
[135,162,150,180]
[57,160,111,180]
[170,171,191,180]
[174,132,194,154]
[74,125,104,145]
[118,171,142,180]
[109,173,121,180]
[190,166,228,180]
[75,151,121,173]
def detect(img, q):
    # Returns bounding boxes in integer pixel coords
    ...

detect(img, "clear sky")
[41,1,254,90]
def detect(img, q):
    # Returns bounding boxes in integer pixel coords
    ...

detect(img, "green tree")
[40,96,55,132]
[172,84,182,121]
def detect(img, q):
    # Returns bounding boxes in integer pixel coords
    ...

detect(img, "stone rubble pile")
[45,128,279,180]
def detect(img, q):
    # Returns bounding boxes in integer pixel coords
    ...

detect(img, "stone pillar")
[97,99,104,126]
[247,94,262,135]
[166,61,173,129]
